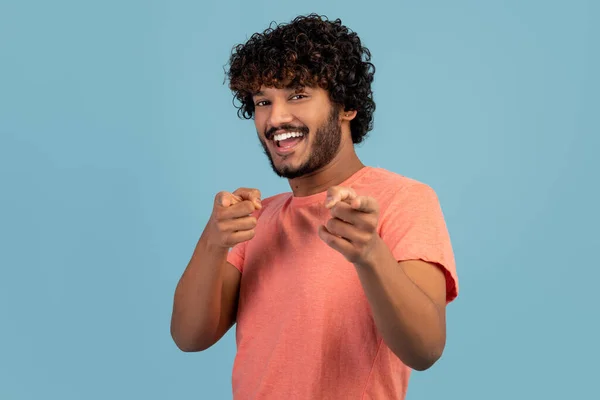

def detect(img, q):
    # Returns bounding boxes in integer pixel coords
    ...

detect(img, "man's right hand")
[205,188,262,249]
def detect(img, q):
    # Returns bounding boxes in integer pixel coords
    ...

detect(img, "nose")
[266,100,294,130]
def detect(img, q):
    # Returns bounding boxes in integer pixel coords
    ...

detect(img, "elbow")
[172,338,208,353]
[407,346,444,371]
[409,354,440,371]
[171,334,210,353]
[170,325,212,353]
[391,340,445,371]
[177,344,208,353]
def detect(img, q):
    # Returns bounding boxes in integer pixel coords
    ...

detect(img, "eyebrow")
[252,86,307,97]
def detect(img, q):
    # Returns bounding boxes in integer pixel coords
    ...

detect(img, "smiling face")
[253,86,343,179]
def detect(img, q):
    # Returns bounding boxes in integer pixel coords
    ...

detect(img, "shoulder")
[252,192,290,218]
[260,192,290,207]
[357,167,439,205]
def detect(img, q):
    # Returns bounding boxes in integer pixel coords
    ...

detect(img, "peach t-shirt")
[227,167,458,399]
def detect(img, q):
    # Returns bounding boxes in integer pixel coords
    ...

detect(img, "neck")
[287,139,365,197]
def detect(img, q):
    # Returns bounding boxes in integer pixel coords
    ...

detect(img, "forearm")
[171,233,227,351]
[355,238,446,370]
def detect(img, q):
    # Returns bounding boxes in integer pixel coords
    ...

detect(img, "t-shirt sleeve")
[378,183,458,303]
[227,239,246,273]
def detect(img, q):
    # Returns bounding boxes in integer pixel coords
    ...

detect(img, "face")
[253,86,342,179]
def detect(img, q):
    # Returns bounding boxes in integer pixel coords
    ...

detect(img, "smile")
[271,131,306,155]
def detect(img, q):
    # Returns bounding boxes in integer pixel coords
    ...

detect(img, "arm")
[170,236,242,352]
[354,239,447,370]
[170,188,261,352]
[320,185,455,370]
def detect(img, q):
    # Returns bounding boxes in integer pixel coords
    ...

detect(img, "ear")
[341,110,357,121]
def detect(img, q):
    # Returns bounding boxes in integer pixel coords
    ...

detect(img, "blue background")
[1,0,598,399]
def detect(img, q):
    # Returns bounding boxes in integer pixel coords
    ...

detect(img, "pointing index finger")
[233,188,262,209]
[325,186,357,209]
[215,191,242,208]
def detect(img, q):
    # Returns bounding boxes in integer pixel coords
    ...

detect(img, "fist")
[207,187,262,249]
[318,186,381,265]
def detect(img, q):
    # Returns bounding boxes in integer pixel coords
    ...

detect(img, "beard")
[259,107,342,179]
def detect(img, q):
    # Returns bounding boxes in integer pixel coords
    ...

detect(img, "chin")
[275,166,300,178]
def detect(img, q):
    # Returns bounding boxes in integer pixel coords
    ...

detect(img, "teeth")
[274,131,304,142]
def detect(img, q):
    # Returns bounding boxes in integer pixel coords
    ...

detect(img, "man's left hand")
[318,186,381,265]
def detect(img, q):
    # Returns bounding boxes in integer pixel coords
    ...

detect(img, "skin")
[170,188,257,351]
[171,85,448,371]
[319,187,448,370]
[252,85,364,190]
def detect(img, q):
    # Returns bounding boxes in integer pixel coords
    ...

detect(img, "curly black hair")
[226,14,376,144]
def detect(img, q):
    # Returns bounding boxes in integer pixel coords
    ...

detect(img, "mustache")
[265,124,309,140]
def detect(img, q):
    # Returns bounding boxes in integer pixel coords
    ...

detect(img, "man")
[171,14,459,399]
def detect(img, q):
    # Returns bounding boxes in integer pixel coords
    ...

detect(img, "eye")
[290,94,307,101]
[255,100,270,107]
